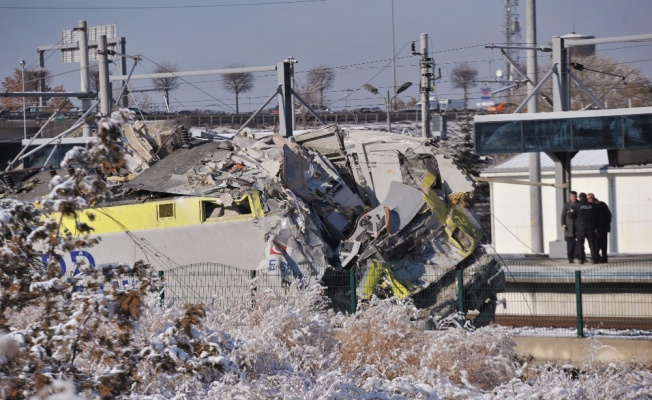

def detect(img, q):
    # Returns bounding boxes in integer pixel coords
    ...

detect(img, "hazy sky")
[2,0,651,112]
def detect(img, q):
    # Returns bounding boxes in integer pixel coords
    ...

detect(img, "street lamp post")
[363,81,411,133]
[20,60,26,140]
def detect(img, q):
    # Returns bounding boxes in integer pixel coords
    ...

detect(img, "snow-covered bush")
[0,110,160,399]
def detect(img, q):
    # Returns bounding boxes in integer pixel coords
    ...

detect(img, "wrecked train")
[12,121,505,323]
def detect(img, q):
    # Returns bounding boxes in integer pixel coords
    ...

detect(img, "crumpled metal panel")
[279,135,365,238]
[434,153,475,195]
[294,124,346,156]
[339,181,426,267]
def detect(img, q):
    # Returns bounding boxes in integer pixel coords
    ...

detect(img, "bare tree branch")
[307,65,335,107]
[151,61,180,92]
[451,62,478,110]
[221,63,255,114]
[150,62,180,112]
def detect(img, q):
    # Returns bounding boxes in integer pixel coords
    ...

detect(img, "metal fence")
[140,111,424,128]
[160,260,652,337]
[496,261,652,337]
[162,262,355,313]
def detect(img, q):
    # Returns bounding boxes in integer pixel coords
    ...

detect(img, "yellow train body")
[58,193,265,236]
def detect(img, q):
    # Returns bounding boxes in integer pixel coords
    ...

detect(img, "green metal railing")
[160,260,652,336]
[495,261,652,337]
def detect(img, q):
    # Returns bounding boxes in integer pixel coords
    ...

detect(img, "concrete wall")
[487,168,652,255]
[614,174,652,253]
[512,336,652,366]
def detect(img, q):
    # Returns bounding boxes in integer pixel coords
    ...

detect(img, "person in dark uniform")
[574,192,599,264]
[560,190,578,263]
[588,193,612,263]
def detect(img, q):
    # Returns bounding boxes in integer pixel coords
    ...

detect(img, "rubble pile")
[124,123,503,323]
[2,121,505,325]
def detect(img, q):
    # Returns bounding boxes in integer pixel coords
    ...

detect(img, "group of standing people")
[561,190,612,264]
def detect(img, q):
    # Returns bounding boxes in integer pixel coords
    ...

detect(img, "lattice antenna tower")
[503,0,521,82]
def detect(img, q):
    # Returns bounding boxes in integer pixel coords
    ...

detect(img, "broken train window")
[157,203,175,220]
[201,194,254,221]
[399,149,442,190]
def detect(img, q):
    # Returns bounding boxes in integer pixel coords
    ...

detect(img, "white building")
[481,150,652,256]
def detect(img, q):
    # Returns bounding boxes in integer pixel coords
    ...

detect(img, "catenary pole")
[120,37,128,108]
[98,35,111,117]
[78,20,92,137]
[38,51,45,108]
[20,60,26,140]
[420,33,431,138]
[526,0,543,253]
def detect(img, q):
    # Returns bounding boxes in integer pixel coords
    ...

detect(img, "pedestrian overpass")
[474,106,652,164]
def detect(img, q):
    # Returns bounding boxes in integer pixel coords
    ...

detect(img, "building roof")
[482,150,609,174]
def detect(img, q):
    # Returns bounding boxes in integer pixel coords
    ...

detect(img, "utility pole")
[98,35,111,116]
[38,52,45,108]
[37,21,123,119]
[119,37,129,108]
[547,35,574,258]
[77,20,92,137]
[417,33,432,138]
[526,0,543,253]
[20,60,26,140]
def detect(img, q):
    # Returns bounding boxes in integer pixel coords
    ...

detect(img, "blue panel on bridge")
[474,107,652,154]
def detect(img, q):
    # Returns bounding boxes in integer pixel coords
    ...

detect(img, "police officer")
[574,192,599,264]
[560,190,578,263]
[588,193,612,263]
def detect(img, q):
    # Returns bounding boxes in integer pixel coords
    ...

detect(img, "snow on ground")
[5,281,650,399]
[109,289,652,399]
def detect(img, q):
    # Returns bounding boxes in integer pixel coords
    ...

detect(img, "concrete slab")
[511,336,652,366]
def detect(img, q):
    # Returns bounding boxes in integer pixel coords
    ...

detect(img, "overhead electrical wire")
[138,55,236,112]
[30,36,650,112]
[0,0,330,10]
